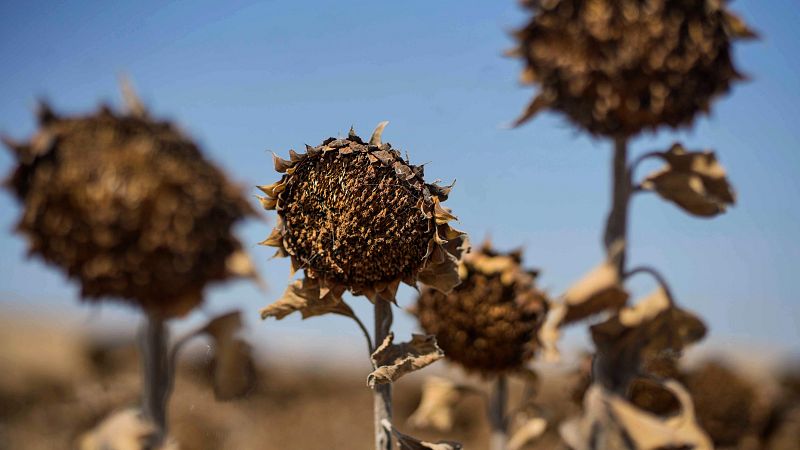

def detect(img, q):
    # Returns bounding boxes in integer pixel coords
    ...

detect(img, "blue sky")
[1,0,798,354]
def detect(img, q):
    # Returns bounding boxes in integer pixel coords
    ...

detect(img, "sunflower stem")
[603,136,631,275]
[597,136,633,391]
[139,314,170,446]
[488,375,508,450]
[373,300,393,450]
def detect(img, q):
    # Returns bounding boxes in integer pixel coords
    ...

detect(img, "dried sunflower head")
[511,0,756,136]
[2,100,254,318]
[414,242,549,376]
[258,122,468,304]
[685,361,760,447]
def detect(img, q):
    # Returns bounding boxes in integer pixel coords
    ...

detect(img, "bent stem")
[139,314,170,446]
[373,300,394,450]
[624,265,677,306]
[488,375,508,450]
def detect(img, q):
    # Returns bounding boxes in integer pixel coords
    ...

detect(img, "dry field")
[1,311,798,450]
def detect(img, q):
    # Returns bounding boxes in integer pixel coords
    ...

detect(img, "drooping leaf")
[382,419,462,450]
[590,288,707,389]
[507,417,547,450]
[78,408,178,450]
[560,380,712,450]
[418,225,470,294]
[561,260,629,324]
[260,277,354,320]
[200,311,256,400]
[642,143,735,217]
[538,303,568,362]
[407,377,463,432]
[536,256,629,361]
[368,333,444,388]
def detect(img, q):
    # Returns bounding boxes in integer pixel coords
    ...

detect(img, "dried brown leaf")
[260,278,354,320]
[590,288,706,389]
[538,303,567,362]
[643,143,735,217]
[560,260,629,324]
[78,408,178,450]
[561,381,712,450]
[201,311,256,400]
[407,376,462,432]
[382,419,462,450]
[368,332,444,388]
[418,225,469,294]
[508,417,547,450]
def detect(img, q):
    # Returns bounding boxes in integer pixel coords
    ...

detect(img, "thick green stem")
[373,300,393,450]
[140,314,170,446]
[488,375,508,450]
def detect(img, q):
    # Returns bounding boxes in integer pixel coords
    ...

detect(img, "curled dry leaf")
[407,376,463,432]
[381,419,463,450]
[260,277,354,320]
[200,311,256,400]
[538,302,567,362]
[642,143,735,217]
[368,332,444,388]
[590,288,706,390]
[561,260,629,324]
[539,259,628,361]
[78,408,178,450]
[561,380,712,450]
[507,416,547,450]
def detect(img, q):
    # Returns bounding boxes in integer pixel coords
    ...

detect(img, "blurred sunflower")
[3,101,254,318]
[414,242,549,376]
[511,0,756,136]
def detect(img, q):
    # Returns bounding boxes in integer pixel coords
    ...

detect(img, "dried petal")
[370,121,389,146]
[119,76,147,118]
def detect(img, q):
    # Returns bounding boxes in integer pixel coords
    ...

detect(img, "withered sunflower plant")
[508,0,756,448]
[411,242,551,450]
[2,82,259,448]
[258,122,469,450]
